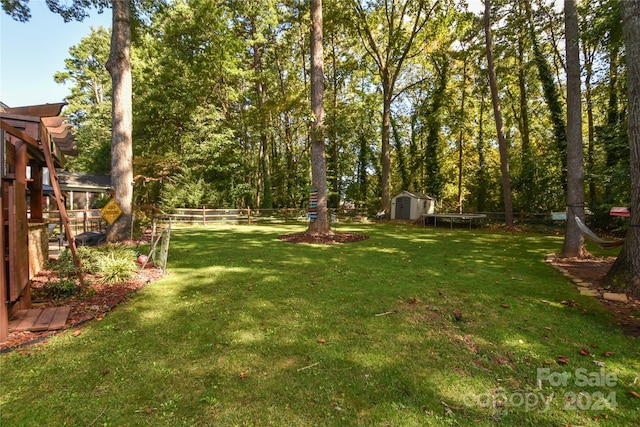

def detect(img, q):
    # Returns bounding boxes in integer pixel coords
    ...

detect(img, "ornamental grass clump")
[49,244,137,287]
[93,244,137,284]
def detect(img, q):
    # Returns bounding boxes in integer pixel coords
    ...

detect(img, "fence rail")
[33,207,570,231]
[151,207,370,225]
[37,208,107,236]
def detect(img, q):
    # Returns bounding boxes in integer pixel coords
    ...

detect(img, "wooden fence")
[41,208,107,237]
[151,207,371,225]
[37,207,568,232]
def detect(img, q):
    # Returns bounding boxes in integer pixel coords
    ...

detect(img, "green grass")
[1,223,638,426]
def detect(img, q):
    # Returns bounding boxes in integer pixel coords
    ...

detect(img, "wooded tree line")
[10,0,632,226]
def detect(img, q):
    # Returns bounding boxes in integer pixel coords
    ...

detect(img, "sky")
[1,2,111,108]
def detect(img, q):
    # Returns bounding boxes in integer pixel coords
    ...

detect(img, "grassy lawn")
[1,223,638,426]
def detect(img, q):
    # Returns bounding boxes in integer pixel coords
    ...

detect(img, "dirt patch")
[546,254,640,337]
[278,232,369,244]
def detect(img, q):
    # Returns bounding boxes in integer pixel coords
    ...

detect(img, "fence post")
[83,206,88,233]
[202,205,206,226]
[248,206,251,225]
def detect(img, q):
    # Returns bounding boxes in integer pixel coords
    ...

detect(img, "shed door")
[396,196,411,219]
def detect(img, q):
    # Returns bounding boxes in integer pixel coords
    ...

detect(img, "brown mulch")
[1,266,165,353]
[278,232,369,244]
[547,255,640,337]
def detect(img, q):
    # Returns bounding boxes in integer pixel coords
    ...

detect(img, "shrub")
[46,278,78,298]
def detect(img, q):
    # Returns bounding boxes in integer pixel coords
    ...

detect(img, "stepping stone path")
[545,254,630,304]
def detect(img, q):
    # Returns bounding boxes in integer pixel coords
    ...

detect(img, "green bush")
[47,249,80,279]
[45,278,78,298]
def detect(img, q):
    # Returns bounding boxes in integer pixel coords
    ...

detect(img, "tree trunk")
[329,33,341,209]
[484,0,513,226]
[105,0,133,242]
[582,42,597,206]
[516,2,535,212]
[307,0,332,236]
[603,0,640,299]
[561,0,588,258]
[381,79,392,217]
[457,57,468,214]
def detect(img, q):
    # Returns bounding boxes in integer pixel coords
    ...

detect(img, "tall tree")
[2,0,134,240]
[307,0,331,235]
[484,0,514,225]
[603,0,640,299]
[104,0,133,241]
[561,0,587,258]
[350,0,439,216]
[524,0,567,190]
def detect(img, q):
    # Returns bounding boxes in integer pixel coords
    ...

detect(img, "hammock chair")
[574,217,625,249]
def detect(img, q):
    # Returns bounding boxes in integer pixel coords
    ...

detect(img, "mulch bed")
[278,232,369,244]
[1,266,165,353]
[547,255,640,337]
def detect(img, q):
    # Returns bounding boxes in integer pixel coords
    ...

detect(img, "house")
[391,191,435,220]
[56,171,111,209]
[1,102,77,343]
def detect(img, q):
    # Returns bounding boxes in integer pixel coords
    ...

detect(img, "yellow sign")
[101,198,123,225]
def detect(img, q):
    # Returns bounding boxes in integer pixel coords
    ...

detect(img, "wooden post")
[248,206,251,224]
[0,183,5,344]
[37,127,84,287]
[202,205,206,226]
[83,205,88,233]
[29,163,44,221]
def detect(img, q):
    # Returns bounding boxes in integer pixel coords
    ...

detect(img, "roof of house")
[57,172,111,191]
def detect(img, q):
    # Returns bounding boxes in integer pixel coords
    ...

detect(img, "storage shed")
[391,191,435,220]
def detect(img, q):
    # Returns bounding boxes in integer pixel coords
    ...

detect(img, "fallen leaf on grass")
[501,304,510,308]
[241,396,256,405]
[317,338,327,344]
[557,355,570,364]
[601,351,615,357]
[629,391,640,399]
[579,349,590,356]
[72,330,82,337]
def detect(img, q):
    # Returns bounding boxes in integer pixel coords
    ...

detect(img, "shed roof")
[394,191,434,200]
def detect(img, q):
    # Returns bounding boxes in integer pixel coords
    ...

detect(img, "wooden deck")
[8,306,70,332]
